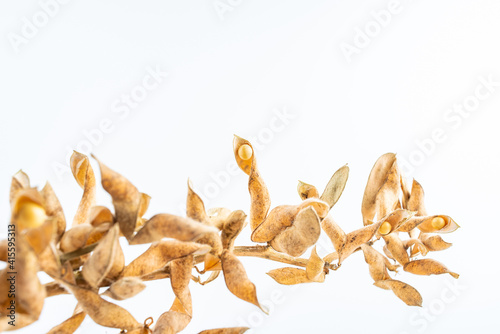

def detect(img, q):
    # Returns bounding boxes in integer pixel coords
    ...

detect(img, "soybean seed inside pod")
[379,221,392,235]
[17,201,47,229]
[238,144,253,161]
[431,217,446,230]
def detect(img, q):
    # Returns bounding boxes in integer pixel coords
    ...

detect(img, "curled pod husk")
[374,279,422,307]
[23,218,54,255]
[9,169,30,204]
[103,277,146,300]
[221,250,266,313]
[382,233,409,266]
[321,215,346,255]
[221,210,247,251]
[267,267,325,285]
[89,206,114,227]
[374,160,401,221]
[407,179,427,215]
[338,221,382,264]
[270,206,321,257]
[47,311,86,334]
[403,259,459,278]
[70,151,96,227]
[153,309,191,334]
[186,179,209,224]
[306,246,325,281]
[403,238,428,257]
[361,244,390,281]
[420,234,452,251]
[170,255,194,316]
[320,164,349,209]
[41,182,66,241]
[206,207,232,230]
[93,155,141,239]
[297,180,319,200]
[130,214,219,245]
[362,153,397,225]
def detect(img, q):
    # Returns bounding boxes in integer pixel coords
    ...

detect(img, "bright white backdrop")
[1,0,499,333]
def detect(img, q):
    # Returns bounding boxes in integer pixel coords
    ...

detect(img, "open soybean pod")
[416,215,460,233]
[70,151,96,227]
[362,153,397,225]
[233,135,270,233]
[376,209,416,237]
[11,188,47,231]
[93,154,141,239]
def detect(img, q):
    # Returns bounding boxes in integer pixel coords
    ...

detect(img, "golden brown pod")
[374,279,422,307]
[198,327,249,334]
[306,246,325,281]
[103,277,146,300]
[11,188,47,231]
[187,179,209,224]
[320,164,349,209]
[416,215,460,233]
[361,244,390,281]
[374,160,401,221]
[420,234,452,251]
[297,180,319,200]
[321,215,346,255]
[41,182,66,241]
[170,255,194,316]
[403,259,459,278]
[338,221,382,264]
[221,210,247,251]
[267,267,325,285]
[70,151,96,227]
[382,233,409,266]
[47,311,86,334]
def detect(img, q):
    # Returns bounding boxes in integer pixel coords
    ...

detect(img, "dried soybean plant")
[0,136,460,333]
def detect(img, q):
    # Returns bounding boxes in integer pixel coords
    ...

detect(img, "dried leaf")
[131,214,218,245]
[267,267,325,285]
[320,164,349,209]
[94,155,141,239]
[198,327,250,334]
[338,221,382,264]
[70,151,96,227]
[374,279,422,306]
[221,210,247,250]
[221,250,266,312]
[306,246,325,280]
[270,206,321,257]
[47,311,86,334]
[404,259,459,278]
[321,215,346,255]
[362,153,397,225]
[123,240,209,277]
[297,180,319,200]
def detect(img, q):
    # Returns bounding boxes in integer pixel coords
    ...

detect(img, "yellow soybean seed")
[379,221,392,235]
[17,201,47,230]
[238,144,253,160]
[431,217,446,230]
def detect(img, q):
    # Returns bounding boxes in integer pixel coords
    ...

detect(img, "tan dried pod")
[45,281,68,297]
[0,313,38,331]
[420,234,452,251]
[383,244,394,261]
[377,209,416,236]
[297,198,330,219]
[374,279,422,307]
[404,259,459,278]
[82,224,124,288]
[130,214,218,245]
[93,155,141,239]
[267,267,325,285]
[221,250,266,312]
[270,206,321,257]
[407,179,427,215]
[9,169,30,204]
[374,160,401,221]
[383,233,409,266]
[361,244,390,281]
[321,215,346,254]
[23,218,54,255]
[297,180,319,200]
[170,255,194,316]
[400,175,412,209]
[41,182,66,241]
[221,210,247,251]
[306,246,325,280]
[187,179,209,224]
[197,270,220,285]
[251,205,298,243]
[383,255,400,272]
[403,239,428,257]
[320,164,349,209]
[89,206,114,227]
[338,221,382,264]
[62,283,140,330]
[233,135,271,233]
[362,153,397,225]
[37,243,62,278]
[11,188,47,231]
[153,309,191,334]
[138,192,151,217]
[123,240,209,277]
[70,151,96,227]
[416,215,460,233]
[198,327,249,334]
[206,207,232,230]
[323,252,339,263]
[103,277,146,300]
[47,311,86,334]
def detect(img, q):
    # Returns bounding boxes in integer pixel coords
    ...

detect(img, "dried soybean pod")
[361,244,390,281]
[187,179,209,224]
[170,255,194,316]
[362,153,397,225]
[221,210,247,251]
[24,218,54,255]
[321,215,346,255]
[89,206,114,227]
[403,238,428,257]
[270,207,321,257]
[62,283,140,330]
[11,188,47,231]
[377,209,416,236]
[416,215,460,233]
[103,277,146,300]
[306,246,325,280]
[130,214,218,244]
[207,207,232,230]
[82,224,123,288]
[338,221,382,264]
[267,267,325,285]
[373,279,422,307]
[0,240,6,262]
[198,327,249,334]
[420,234,452,251]
[320,164,349,209]
[251,205,298,243]
[323,252,339,263]
[221,250,267,313]
[153,310,191,334]
[374,160,401,220]
[93,155,141,239]
[407,179,427,215]
[10,169,30,204]
[383,233,409,266]
[297,198,330,219]
[297,180,319,200]
[122,240,209,277]
[404,259,459,278]
[47,311,86,334]
[41,182,66,241]
[400,175,412,209]
[70,151,96,227]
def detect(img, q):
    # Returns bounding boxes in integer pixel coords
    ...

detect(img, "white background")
[1,0,499,333]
